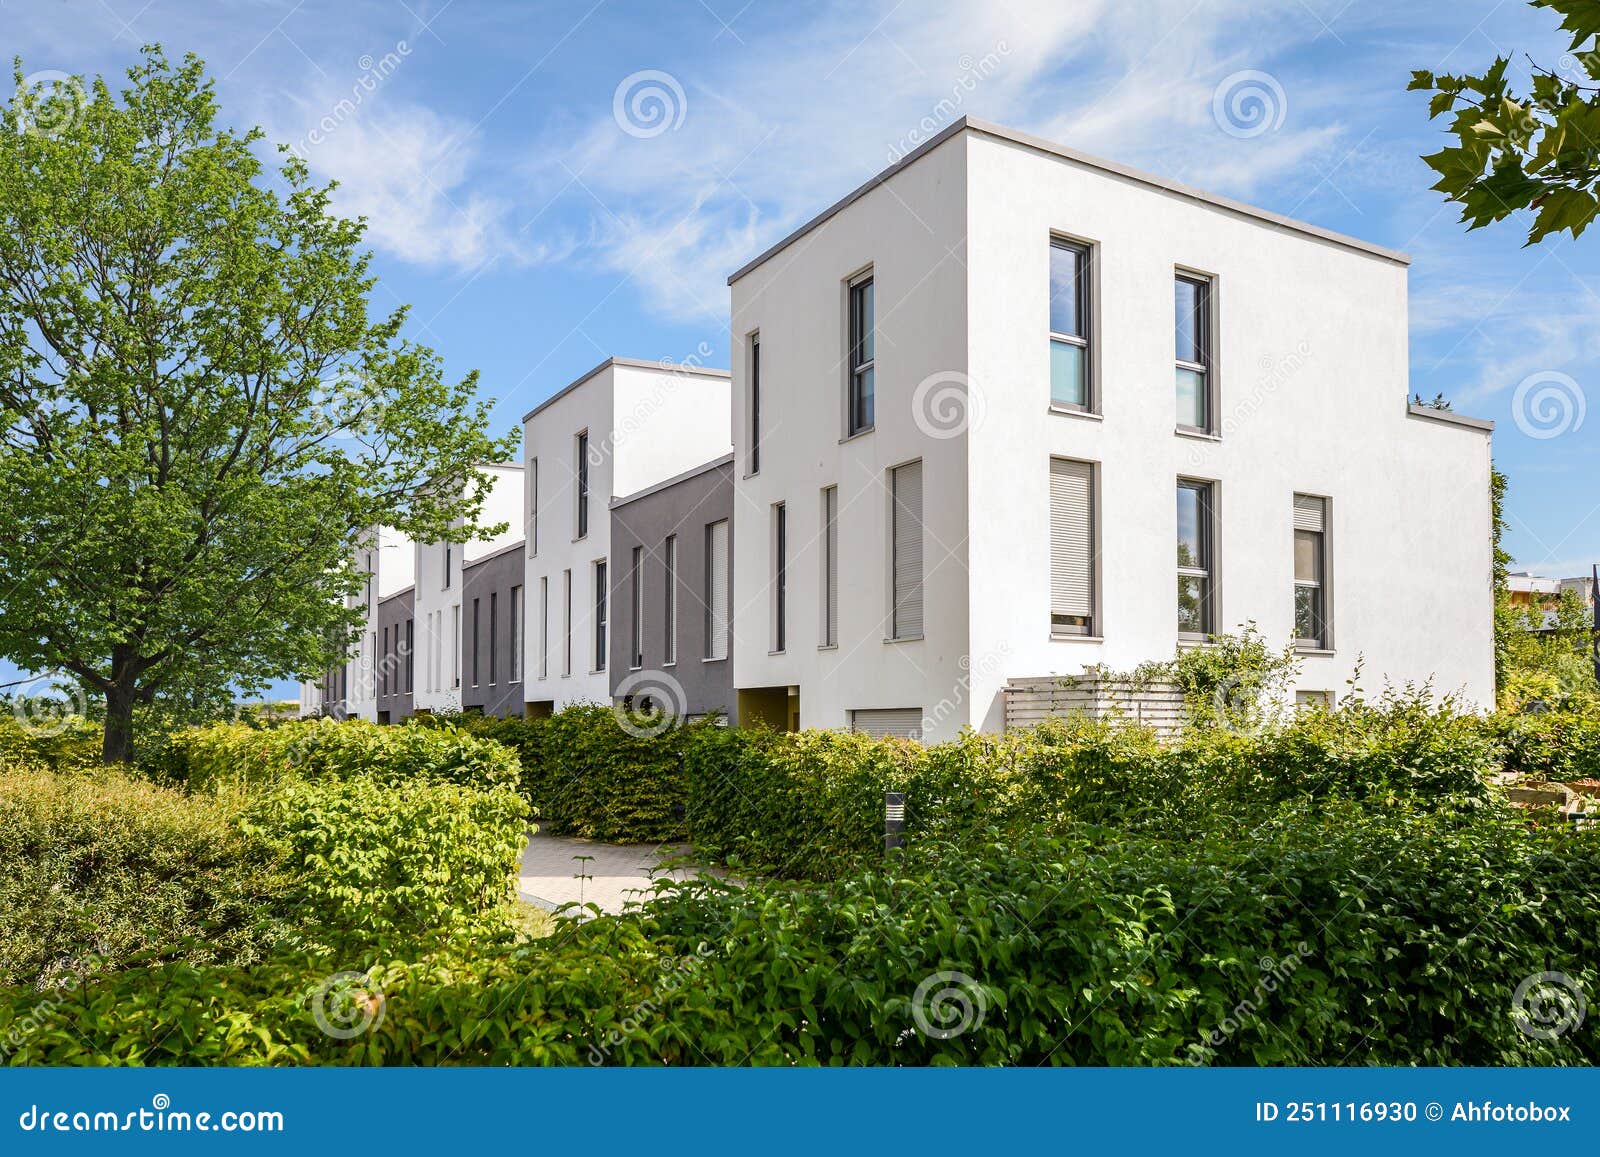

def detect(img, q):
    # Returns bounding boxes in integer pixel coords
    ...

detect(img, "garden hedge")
[6,805,1595,1066]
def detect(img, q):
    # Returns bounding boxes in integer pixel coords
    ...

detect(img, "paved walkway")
[517,830,708,914]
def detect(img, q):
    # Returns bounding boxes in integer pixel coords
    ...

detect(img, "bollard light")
[884,791,906,854]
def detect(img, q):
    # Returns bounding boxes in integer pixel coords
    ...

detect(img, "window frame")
[509,584,523,683]
[1050,456,1100,639]
[663,534,677,666]
[820,485,838,648]
[1293,493,1333,651]
[1176,478,1218,641]
[704,519,730,662]
[1048,235,1096,414]
[630,544,645,670]
[575,430,590,540]
[527,457,538,557]
[887,460,924,642]
[471,597,481,687]
[747,331,761,475]
[1174,270,1216,435]
[772,502,788,653]
[846,271,875,437]
[593,559,607,674]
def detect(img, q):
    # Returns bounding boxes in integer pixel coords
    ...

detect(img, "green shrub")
[1490,709,1600,782]
[237,774,528,948]
[0,761,292,990]
[163,718,521,794]
[0,714,102,770]
[9,806,1595,1066]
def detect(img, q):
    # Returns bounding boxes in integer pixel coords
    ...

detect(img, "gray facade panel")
[376,587,414,721]
[462,544,526,718]
[609,458,734,720]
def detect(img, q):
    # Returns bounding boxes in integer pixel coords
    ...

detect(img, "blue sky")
[4,0,1598,701]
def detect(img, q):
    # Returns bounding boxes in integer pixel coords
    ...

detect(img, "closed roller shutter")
[891,461,923,639]
[1050,459,1094,624]
[850,707,924,740]
[1293,494,1326,532]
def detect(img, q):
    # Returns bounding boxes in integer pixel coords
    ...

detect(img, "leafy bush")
[0,714,102,770]
[9,807,1595,1066]
[162,717,520,793]
[1490,709,1600,782]
[237,774,528,948]
[0,761,291,989]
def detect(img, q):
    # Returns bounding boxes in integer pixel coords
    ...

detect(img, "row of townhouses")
[301,118,1496,742]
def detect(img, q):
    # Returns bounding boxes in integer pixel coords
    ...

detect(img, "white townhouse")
[299,524,414,720]
[727,117,1494,742]
[411,462,525,715]
[521,358,732,715]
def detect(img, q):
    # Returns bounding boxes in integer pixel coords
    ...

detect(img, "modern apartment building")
[300,524,415,721]
[608,452,736,722]
[521,358,732,715]
[461,541,526,718]
[412,462,525,715]
[726,117,1495,741]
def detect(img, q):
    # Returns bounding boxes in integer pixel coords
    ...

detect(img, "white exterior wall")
[413,463,524,715]
[300,524,413,721]
[729,139,971,734]
[521,360,732,711]
[730,123,1494,742]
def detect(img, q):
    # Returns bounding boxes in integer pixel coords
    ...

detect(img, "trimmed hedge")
[1490,709,1600,782]
[161,717,521,794]
[0,760,292,989]
[7,806,1595,1066]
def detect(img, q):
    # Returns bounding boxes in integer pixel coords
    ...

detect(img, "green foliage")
[0,714,102,770]
[237,774,528,949]
[1497,589,1598,710]
[8,808,1595,1066]
[1412,1,1600,244]
[1490,708,1600,781]
[1132,624,1301,730]
[0,760,292,990]
[0,47,516,762]
[159,717,521,794]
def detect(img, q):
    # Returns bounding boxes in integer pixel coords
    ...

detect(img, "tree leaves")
[1414,2,1600,244]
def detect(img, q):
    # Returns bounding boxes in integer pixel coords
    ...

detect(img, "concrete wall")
[608,455,736,720]
[462,542,526,718]
[414,464,524,715]
[522,359,731,712]
[375,586,415,721]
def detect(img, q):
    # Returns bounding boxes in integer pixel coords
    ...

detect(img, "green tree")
[0,49,515,762]
[1411,0,1600,244]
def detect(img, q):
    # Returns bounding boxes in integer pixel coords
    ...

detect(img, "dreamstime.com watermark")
[0,954,106,1063]
[586,943,716,1064]
[7,670,87,738]
[613,669,689,738]
[1189,942,1313,1064]
[1511,970,1587,1042]
[1212,70,1287,139]
[1511,371,1586,440]
[290,42,412,157]
[613,70,687,138]
[309,969,386,1039]
[887,43,1011,163]
[911,970,988,1040]
[17,1095,283,1134]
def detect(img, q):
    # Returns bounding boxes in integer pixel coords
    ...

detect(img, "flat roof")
[727,117,1409,285]
[610,451,735,510]
[521,356,731,424]
[1405,403,1493,433]
[463,537,527,570]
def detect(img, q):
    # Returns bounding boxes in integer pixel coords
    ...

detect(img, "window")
[528,458,538,557]
[562,569,572,676]
[748,333,761,474]
[848,274,875,435]
[452,604,461,687]
[594,560,607,673]
[1049,239,1091,409]
[850,708,923,740]
[705,519,729,661]
[405,618,413,692]
[364,554,374,613]
[772,503,787,652]
[443,543,452,588]
[539,576,549,679]
[1177,480,1216,637]
[1293,494,1329,649]
[1050,458,1096,636]
[1175,273,1212,431]
[663,535,677,665]
[489,591,498,685]
[890,461,923,640]
[1296,689,1332,708]
[821,485,838,647]
[509,585,522,682]
[471,598,481,686]
[630,545,644,669]
[381,626,390,696]
[575,431,590,539]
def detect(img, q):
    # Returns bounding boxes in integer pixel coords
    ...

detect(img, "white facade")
[521,358,732,712]
[412,463,524,715]
[728,118,1495,742]
[299,524,414,720]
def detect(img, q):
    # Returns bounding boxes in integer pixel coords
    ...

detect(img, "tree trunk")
[102,684,136,764]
